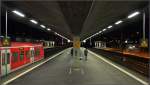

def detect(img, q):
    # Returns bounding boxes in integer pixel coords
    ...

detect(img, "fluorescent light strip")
[47,28,51,31]
[115,20,123,25]
[30,19,38,24]
[99,31,102,33]
[83,40,86,43]
[12,10,25,17]
[107,25,113,29]
[103,28,107,31]
[54,32,57,35]
[127,11,140,19]
[55,32,69,40]
[68,40,70,42]
[40,25,46,28]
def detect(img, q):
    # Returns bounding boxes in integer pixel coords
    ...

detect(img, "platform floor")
[1,48,149,85]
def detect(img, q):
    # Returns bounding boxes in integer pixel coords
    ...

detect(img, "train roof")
[0,42,43,48]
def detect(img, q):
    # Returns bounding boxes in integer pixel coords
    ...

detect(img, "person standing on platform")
[71,48,73,56]
[84,48,88,61]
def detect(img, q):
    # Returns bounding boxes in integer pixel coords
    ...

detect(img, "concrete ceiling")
[80,1,148,40]
[2,1,149,40]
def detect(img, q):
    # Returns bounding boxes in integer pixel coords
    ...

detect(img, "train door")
[1,49,11,76]
[30,48,34,63]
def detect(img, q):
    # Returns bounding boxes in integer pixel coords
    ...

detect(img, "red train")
[0,42,44,77]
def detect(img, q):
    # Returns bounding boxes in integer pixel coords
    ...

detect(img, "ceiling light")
[103,28,107,31]
[67,40,70,43]
[30,19,38,24]
[47,28,51,31]
[54,32,57,35]
[40,25,46,28]
[125,40,128,43]
[107,25,113,29]
[115,20,123,25]
[127,11,140,19]
[12,10,25,17]
[83,40,86,43]
[99,31,102,33]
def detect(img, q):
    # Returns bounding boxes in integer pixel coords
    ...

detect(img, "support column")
[71,36,82,69]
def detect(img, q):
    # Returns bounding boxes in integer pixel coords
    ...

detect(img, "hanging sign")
[2,37,11,47]
[140,39,148,48]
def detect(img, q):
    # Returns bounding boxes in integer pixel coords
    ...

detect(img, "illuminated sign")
[2,37,11,47]
[140,39,148,48]
[73,37,80,48]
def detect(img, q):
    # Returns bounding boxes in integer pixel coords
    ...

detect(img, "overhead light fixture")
[103,28,107,31]
[83,40,86,43]
[30,19,38,24]
[40,25,46,28]
[127,11,140,19]
[107,25,113,29]
[47,28,51,31]
[115,20,123,25]
[54,32,57,35]
[68,40,70,43]
[99,31,102,33]
[12,10,25,17]
[125,40,128,43]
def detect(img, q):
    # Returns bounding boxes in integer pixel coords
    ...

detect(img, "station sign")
[140,39,148,48]
[2,37,11,47]
[73,37,80,48]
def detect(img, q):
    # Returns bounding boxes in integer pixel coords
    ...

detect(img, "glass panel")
[20,51,24,61]
[7,53,10,64]
[35,49,40,57]
[31,50,34,57]
[2,53,5,65]
[26,51,30,58]
[12,52,18,62]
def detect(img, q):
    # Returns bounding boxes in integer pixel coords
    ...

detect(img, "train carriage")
[0,42,44,77]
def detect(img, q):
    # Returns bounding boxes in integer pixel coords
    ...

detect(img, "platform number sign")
[140,39,148,48]
[2,37,11,47]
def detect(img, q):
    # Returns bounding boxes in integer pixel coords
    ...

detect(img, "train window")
[12,52,18,62]
[35,49,40,56]
[31,50,34,57]
[26,51,30,58]
[2,53,5,65]
[20,51,24,61]
[7,53,10,64]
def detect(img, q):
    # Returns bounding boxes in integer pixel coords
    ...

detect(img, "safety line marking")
[2,49,67,85]
[89,50,149,85]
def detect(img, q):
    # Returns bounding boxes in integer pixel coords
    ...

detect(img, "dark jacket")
[84,49,88,56]
[71,48,73,56]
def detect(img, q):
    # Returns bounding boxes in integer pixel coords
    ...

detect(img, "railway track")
[89,48,149,77]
